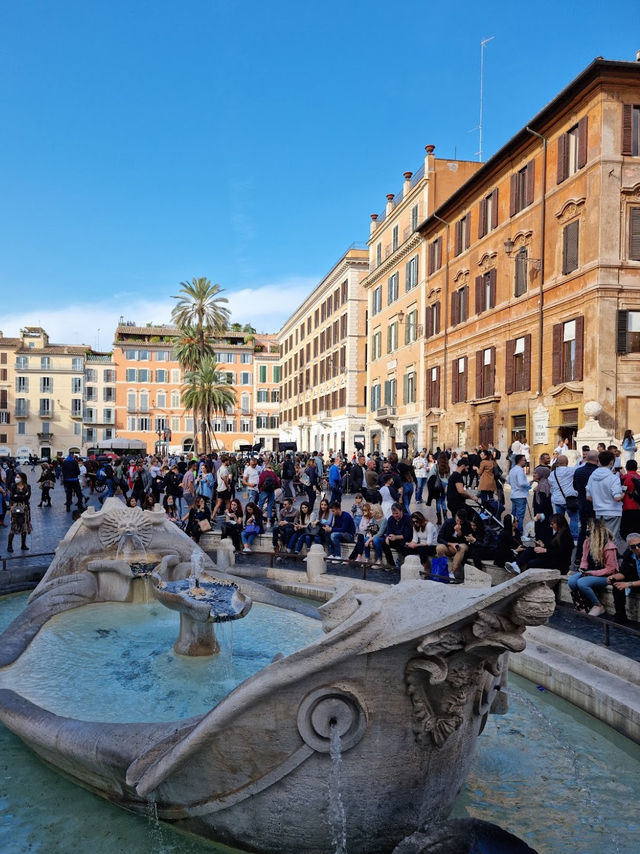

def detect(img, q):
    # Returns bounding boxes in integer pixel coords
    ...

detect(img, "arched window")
[171,390,181,409]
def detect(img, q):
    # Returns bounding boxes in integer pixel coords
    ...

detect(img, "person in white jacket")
[586,450,624,550]
[402,510,437,570]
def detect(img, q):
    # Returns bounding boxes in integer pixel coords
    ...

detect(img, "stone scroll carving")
[405,583,555,747]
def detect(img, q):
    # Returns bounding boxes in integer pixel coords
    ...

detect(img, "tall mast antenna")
[478,36,494,162]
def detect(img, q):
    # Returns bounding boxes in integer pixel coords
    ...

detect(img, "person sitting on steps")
[568,519,619,616]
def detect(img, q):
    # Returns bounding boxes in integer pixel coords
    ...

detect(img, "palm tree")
[173,324,216,372]
[182,358,236,453]
[171,278,230,359]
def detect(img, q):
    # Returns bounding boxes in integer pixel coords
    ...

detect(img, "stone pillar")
[306,544,327,582]
[401,555,423,581]
[403,171,413,198]
[370,213,378,236]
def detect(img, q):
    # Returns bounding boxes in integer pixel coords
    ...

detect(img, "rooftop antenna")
[478,36,494,161]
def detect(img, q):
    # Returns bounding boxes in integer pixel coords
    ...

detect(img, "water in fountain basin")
[328,721,348,854]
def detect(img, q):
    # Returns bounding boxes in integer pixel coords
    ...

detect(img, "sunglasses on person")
[630,542,640,550]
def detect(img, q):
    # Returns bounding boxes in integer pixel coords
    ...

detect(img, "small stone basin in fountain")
[152,570,252,656]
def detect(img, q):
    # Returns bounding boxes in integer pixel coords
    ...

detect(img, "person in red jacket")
[621,459,640,538]
[257,464,281,525]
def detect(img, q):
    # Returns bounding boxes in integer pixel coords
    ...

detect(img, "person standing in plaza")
[181,461,197,511]
[7,472,32,552]
[622,429,636,464]
[328,457,343,505]
[211,455,231,519]
[549,455,580,540]
[37,463,55,508]
[507,454,531,533]
[585,450,624,551]
[242,457,260,504]
[620,459,640,538]
[61,453,84,513]
[413,450,427,503]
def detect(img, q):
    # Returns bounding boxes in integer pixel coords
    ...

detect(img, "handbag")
[197,518,212,533]
[245,523,260,535]
[553,470,579,513]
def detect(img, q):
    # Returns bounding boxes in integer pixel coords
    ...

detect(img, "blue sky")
[0,1,638,345]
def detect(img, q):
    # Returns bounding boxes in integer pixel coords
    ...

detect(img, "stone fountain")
[0,498,558,854]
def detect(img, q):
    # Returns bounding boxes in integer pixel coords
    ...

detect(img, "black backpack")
[262,474,276,493]
[629,475,640,505]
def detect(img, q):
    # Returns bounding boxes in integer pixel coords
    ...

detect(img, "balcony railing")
[39,407,54,418]
[37,432,54,441]
[375,406,397,420]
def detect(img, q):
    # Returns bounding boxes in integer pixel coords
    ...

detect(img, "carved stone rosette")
[405,583,555,747]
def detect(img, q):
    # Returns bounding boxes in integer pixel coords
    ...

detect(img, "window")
[478,189,499,238]
[371,330,382,360]
[557,117,588,182]
[256,415,268,429]
[138,417,150,431]
[217,352,235,363]
[71,399,82,417]
[454,215,470,256]
[16,356,28,369]
[103,369,115,383]
[450,286,469,326]
[372,286,382,315]
[170,369,181,383]
[403,371,416,404]
[392,224,399,252]
[384,378,397,406]
[562,220,579,275]
[630,207,640,260]
[40,376,53,393]
[240,419,252,432]
[40,356,51,370]
[125,350,137,360]
[185,416,194,432]
[241,371,252,385]
[155,369,168,383]
[387,321,398,353]
[425,302,441,339]
[514,248,528,297]
[622,105,640,156]
[69,377,81,394]
[405,256,418,291]
[85,386,97,402]
[39,398,53,417]
[476,347,496,398]
[404,309,418,344]
[16,376,28,392]
[155,416,168,431]
[258,365,267,383]
[505,335,532,393]
[72,357,83,371]
[137,369,150,383]
[103,387,115,402]
[475,269,496,314]
[273,365,281,383]
[240,352,252,364]
[552,317,584,383]
[370,383,381,411]
[85,369,97,383]
[426,366,440,408]
[155,350,169,362]
[139,391,149,412]
[257,389,268,402]
[510,160,535,216]
[170,390,181,408]
[127,392,136,412]
[137,350,150,361]
[617,310,640,354]
[387,273,399,305]
[126,416,136,431]
[125,368,137,382]
[156,391,166,408]
[428,237,443,275]
[451,357,467,404]
[376,242,382,266]
[15,398,28,417]
[411,203,419,231]
[103,408,114,424]
[103,428,114,441]
[171,416,180,432]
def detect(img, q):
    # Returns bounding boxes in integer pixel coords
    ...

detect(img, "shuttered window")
[451,357,467,404]
[478,189,499,238]
[451,286,469,326]
[562,220,579,275]
[475,347,496,398]
[622,105,640,156]
[552,317,584,383]
[426,366,440,409]
[425,301,441,338]
[403,372,416,404]
[505,335,532,394]
[510,160,535,216]
[405,255,419,291]
[475,269,496,314]
[617,310,640,354]
[557,117,588,183]
[514,248,528,297]
[454,215,470,256]
[387,273,399,304]
[428,237,443,274]
[629,207,640,260]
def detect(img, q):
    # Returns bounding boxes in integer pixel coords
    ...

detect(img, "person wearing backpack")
[257,464,280,525]
[621,459,640,538]
[281,453,296,499]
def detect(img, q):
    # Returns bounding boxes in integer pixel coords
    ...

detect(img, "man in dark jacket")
[61,454,83,512]
[349,456,366,494]
[373,502,412,569]
[328,502,355,557]
[436,508,473,580]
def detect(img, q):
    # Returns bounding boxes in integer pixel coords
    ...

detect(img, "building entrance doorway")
[478,413,495,448]
[405,429,416,457]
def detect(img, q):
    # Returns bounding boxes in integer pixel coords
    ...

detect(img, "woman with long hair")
[477,450,497,510]
[221,497,244,552]
[241,501,264,553]
[288,501,314,554]
[184,496,211,544]
[426,453,449,525]
[568,519,619,616]
[7,472,32,552]
[506,513,574,574]
[37,463,55,508]
[348,502,374,560]
[402,511,437,570]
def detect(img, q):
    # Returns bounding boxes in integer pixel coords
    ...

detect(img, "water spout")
[328,720,348,854]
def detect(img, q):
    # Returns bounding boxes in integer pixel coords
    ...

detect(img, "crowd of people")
[1,430,639,623]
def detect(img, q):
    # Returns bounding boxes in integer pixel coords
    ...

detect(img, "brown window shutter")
[556,133,568,184]
[475,350,483,398]
[552,322,563,385]
[475,275,483,315]
[428,242,434,275]
[465,217,471,250]
[425,305,432,339]
[491,189,499,229]
[523,334,532,391]
[451,291,459,326]
[478,199,487,239]
[622,104,633,155]
[461,357,467,401]
[488,347,496,396]
[563,220,579,274]
[426,371,432,408]
[489,268,497,308]
[452,359,459,403]
[435,366,440,408]
[577,116,588,169]
[574,316,584,382]
[525,160,535,207]
[435,301,441,334]
[454,220,462,256]
[464,285,470,320]
[630,207,640,260]
[510,174,518,216]
[505,339,515,394]
[437,237,442,269]
[617,310,628,354]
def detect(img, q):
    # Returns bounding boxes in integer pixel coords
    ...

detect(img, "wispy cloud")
[0,277,319,346]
